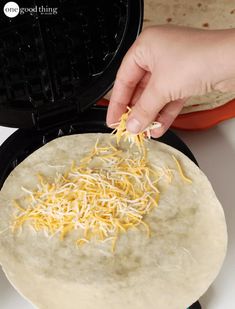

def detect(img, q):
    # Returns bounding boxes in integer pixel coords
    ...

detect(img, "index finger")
[106,45,146,126]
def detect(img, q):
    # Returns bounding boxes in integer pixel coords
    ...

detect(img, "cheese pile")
[12,110,191,251]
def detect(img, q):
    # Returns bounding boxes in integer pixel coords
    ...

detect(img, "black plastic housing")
[0,0,143,129]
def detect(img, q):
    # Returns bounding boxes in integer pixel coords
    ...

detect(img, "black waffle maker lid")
[0,0,143,130]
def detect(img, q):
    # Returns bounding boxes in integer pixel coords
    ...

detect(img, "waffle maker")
[0,1,201,308]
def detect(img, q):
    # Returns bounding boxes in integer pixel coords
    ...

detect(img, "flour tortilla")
[180,91,235,113]
[105,0,235,113]
[0,133,227,309]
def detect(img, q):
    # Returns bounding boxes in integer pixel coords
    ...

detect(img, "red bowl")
[97,98,235,131]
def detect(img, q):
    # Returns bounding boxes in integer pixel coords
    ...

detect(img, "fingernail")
[151,122,162,129]
[108,122,119,128]
[126,118,141,134]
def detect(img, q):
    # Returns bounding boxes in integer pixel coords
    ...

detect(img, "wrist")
[210,29,235,92]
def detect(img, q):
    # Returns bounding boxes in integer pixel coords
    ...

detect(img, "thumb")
[151,99,185,138]
[126,77,167,133]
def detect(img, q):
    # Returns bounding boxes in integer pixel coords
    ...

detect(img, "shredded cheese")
[12,109,191,251]
[111,107,161,154]
[172,155,192,183]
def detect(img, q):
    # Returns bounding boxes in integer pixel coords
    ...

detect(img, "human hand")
[106,25,235,137]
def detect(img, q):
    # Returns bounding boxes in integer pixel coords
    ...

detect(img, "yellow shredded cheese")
[172,155,192,183]
[12,109,191,251]
[111,107,160,155]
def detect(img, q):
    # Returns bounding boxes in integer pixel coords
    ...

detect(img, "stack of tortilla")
[0,133,227,309]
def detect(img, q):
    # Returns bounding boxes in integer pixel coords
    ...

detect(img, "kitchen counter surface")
[0,119,235,309]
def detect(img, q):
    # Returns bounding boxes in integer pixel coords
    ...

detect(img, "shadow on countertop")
[0,266,33,309]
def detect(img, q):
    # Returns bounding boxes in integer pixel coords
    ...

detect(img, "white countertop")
[0,120,235,309]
